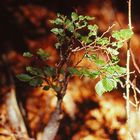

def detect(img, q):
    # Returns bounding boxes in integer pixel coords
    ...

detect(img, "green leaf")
[96,37,110,46]
[95,80,106,96]
[44,66,55,77]
[106,65,126,76]
[94,59,105,66]
[85,54,97,61]
[102,78,117,92]
[16,74,32,82]
[89,71,100,79]
[36,48,50,60]
[29,78,43,87]
[114,65,126,74]
[68,67,79,75]
[43,85,50,91]
[23,52,33,57]
[81,36,92,44]
[112,29,133,41]
[51,28,59,35]
[71,12,78,21]
[79,68,90,77]
[53,18,63,25]
[107,47,119,56]
[95,78,117,96]
[51,28,64,36]
[85,16,94,20]
[65,19,74,32]
[88,24,98,36]
[26,66,43,76]
[79,15,85,21]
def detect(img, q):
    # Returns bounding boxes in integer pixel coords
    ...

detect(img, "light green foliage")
[112,29,133,41]
[96,37,110,46]
[23,52,33,57]
[71,12,78,21]
[36,48,50,60]
[95,78,117,96]
[26,66,43,76]
[68,67,100,79]
[112,29,133,48]
[17,12,133,96]
[88,24,98,36]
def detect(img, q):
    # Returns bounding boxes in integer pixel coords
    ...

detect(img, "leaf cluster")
[17,12,133,96]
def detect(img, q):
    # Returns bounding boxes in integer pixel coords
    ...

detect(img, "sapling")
[17,12,133,140]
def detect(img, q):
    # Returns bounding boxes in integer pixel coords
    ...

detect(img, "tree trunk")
[6,87,28,133]
[43,98,62,140]
[1,54,29,138]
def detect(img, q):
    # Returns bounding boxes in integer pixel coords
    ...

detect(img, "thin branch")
[74,53,86,67]
[126,0,132,125]
[126,48,131,123]
[130,81,140,94]
[128,0,132,30]
[132,78,139,111]
[123,93,136,107]
[130,48,140,74]
[101,24,116,37]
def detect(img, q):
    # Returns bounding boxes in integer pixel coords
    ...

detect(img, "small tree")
[17,9,133,140]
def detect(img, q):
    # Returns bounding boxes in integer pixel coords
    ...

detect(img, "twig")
[132,78,139,111]
[101,23,116,37]
[130,48,140,74]
[123,93,136,107]
[130,81,140,94]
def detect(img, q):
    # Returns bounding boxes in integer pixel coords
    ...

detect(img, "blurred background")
[0,0,140,140]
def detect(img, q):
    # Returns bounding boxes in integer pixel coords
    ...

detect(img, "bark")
[6,87,27,133]
[1,55,28,137]
[43,98,62,140]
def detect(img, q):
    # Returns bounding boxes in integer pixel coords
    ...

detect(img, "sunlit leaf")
[79,15,85,21]
[53,18,63,25]
[65,19,74,32]
[107,47,119,56]
[23,52,33,57]
[94,59,105,66]
[85,16,94,20]
[102,78,117,91]
[112,29,133,41]
[88,24,98,36]
[36,48,50,60]
[71,12,78,21]
[95,80,106,96]
[89,71,100,79]
[96,37,110,46]
[26,66,43,76]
